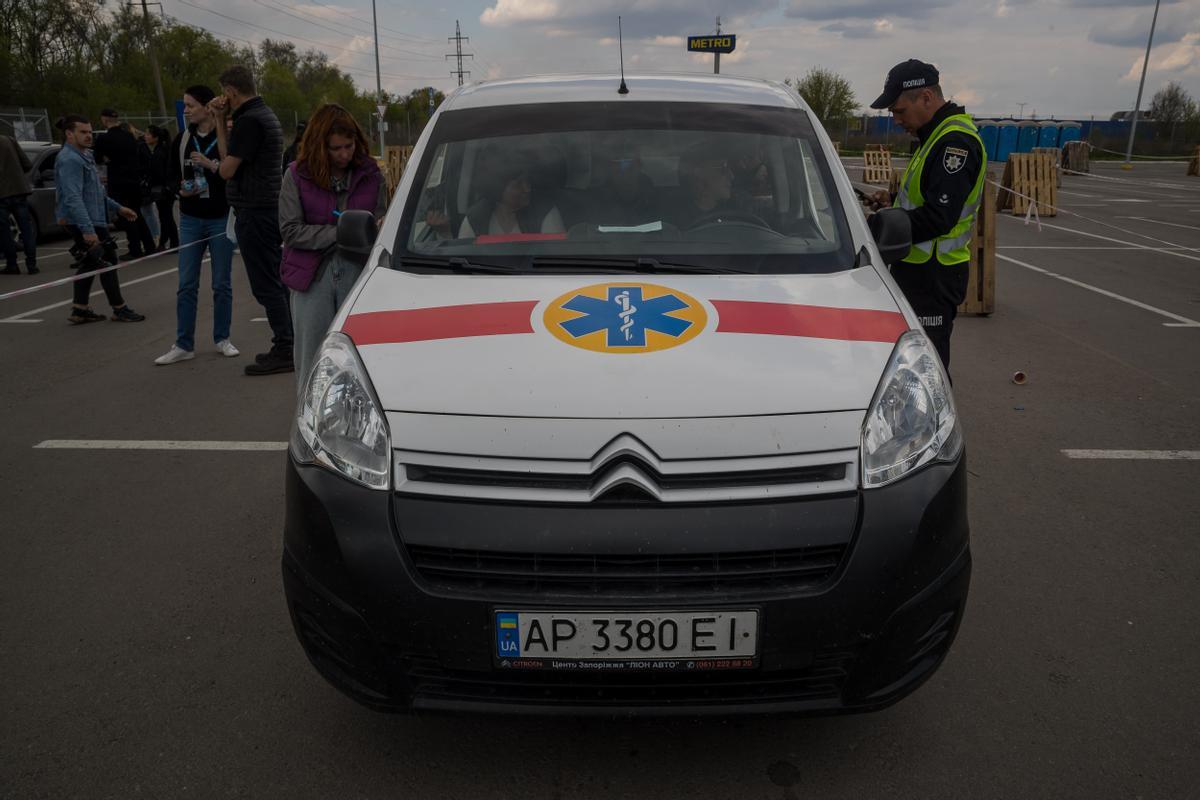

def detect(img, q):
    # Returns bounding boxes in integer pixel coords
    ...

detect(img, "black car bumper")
[282,453,971,716]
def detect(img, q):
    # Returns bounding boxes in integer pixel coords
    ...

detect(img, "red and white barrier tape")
[0,234,226,303]
[988,179,1200,253]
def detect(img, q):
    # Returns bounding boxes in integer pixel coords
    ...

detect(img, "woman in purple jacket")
[279,104,386,386]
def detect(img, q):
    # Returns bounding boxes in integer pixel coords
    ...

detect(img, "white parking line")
[997,254,1200,328]
[1000,217,1200,262]
[1062,450,1200,460]
[1116,216,1200,232]
[997,246,1188,251]
[34,440,287,451]
[0,261,199,322]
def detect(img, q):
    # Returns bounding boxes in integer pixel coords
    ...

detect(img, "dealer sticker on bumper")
[494,609,758,670]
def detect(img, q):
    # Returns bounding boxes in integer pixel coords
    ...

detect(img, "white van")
[283,74,970,715]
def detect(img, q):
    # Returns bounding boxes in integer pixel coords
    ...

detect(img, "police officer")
[867,60,986,373]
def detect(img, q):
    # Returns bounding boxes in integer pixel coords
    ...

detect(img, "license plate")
[494,609,758,671]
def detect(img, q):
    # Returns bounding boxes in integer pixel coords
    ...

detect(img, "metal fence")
[0,107,52,142]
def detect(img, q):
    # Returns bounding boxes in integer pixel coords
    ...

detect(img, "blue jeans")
[177,214,234,351]
[291,252,363,388]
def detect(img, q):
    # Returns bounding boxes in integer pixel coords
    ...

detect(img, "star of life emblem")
[545,283,708,354]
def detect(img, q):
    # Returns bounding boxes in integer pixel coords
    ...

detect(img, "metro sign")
[687,35,736,54]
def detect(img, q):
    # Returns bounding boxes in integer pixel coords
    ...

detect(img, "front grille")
[407,544,846,598]
[405,649,857,707]
[393,442,859,504]
[404,461,847,492]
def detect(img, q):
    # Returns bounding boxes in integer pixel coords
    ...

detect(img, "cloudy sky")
[168,0,1200,118]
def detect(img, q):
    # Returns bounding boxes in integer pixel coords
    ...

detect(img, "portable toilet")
[995,120,1019,161]
[1037,120,1060,149]
[1017,120,1039,153]
[1058,120,1082,145]
[976,120,999,163]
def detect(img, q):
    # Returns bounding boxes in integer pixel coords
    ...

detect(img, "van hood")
[339,268,908,419]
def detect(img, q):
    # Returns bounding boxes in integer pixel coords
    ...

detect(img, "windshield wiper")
[530,256,745,274]
[397,255,514,274]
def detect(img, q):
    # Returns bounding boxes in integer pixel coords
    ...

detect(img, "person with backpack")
[153,86,237,365]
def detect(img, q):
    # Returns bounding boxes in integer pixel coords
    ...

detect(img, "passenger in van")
[458,151,564,238]
[592,138,662,228]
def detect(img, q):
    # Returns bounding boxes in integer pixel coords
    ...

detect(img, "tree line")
[0,0,442,143]
[787,67,1199,153]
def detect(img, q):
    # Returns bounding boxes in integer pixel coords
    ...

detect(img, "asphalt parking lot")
[2,161,1198,799]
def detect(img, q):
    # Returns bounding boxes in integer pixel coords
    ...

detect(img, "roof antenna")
[617,16,629,95]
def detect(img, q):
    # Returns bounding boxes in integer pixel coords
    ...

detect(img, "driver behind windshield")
[665,142,749,230]
[458,147,565,238]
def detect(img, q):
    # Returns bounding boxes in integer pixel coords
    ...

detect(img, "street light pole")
[139,0,167,116]
[713,16,721,75]
[1124,0,1161,169]
[371,0,385,158]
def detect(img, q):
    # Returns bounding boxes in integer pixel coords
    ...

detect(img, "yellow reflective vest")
[893,113,987,266]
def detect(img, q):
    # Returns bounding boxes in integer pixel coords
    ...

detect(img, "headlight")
[861,331,962,488]
[292,332,391,490]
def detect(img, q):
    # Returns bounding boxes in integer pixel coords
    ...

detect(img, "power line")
[303,0,441,43]
[245,0,444,61]
[166,7,446,82]
[446,19,473,86]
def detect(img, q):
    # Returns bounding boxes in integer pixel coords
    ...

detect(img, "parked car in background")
[5,142,64,245]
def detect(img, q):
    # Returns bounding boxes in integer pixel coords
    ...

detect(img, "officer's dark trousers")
[891,260,969,373]
[234,205,293,352]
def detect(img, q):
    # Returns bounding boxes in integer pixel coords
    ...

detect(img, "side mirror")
[867,208,912,265]
[336,209,376,261]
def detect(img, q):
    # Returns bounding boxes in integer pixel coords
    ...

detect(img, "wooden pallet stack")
[1062,141,1089,173]
[958,180,997,316]
[1188,145,1200,177]
[1032,146,1063,187]
[383,145,414,193]
[996,152,1058,217]
[862,145,893,185]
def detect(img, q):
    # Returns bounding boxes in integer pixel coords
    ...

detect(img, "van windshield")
[395,101,855,274]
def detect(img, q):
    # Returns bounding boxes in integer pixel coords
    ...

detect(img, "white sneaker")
[216,339,240,357]
[155,346,195,365]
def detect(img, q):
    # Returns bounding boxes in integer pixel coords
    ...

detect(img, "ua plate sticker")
[496,611,520,658]
[544,282,707,354]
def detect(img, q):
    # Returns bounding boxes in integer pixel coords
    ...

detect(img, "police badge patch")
[943,146,968,174]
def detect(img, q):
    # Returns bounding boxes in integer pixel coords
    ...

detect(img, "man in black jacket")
[867,60,986,372]
[94,109,156,259]
[0,133,37,274]
[209,65,293,376]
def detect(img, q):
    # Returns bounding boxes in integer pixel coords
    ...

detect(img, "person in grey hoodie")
[277,104,385,385]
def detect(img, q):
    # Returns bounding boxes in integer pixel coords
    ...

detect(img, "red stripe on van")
[712,300,907,343]
[342,301,538,345]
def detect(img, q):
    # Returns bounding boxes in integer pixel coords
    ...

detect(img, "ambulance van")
[283,74,971,715]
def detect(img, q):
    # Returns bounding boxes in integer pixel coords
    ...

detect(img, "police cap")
[870,59,940,109]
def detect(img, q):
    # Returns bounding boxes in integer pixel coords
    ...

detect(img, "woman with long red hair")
[279,104,386,385]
